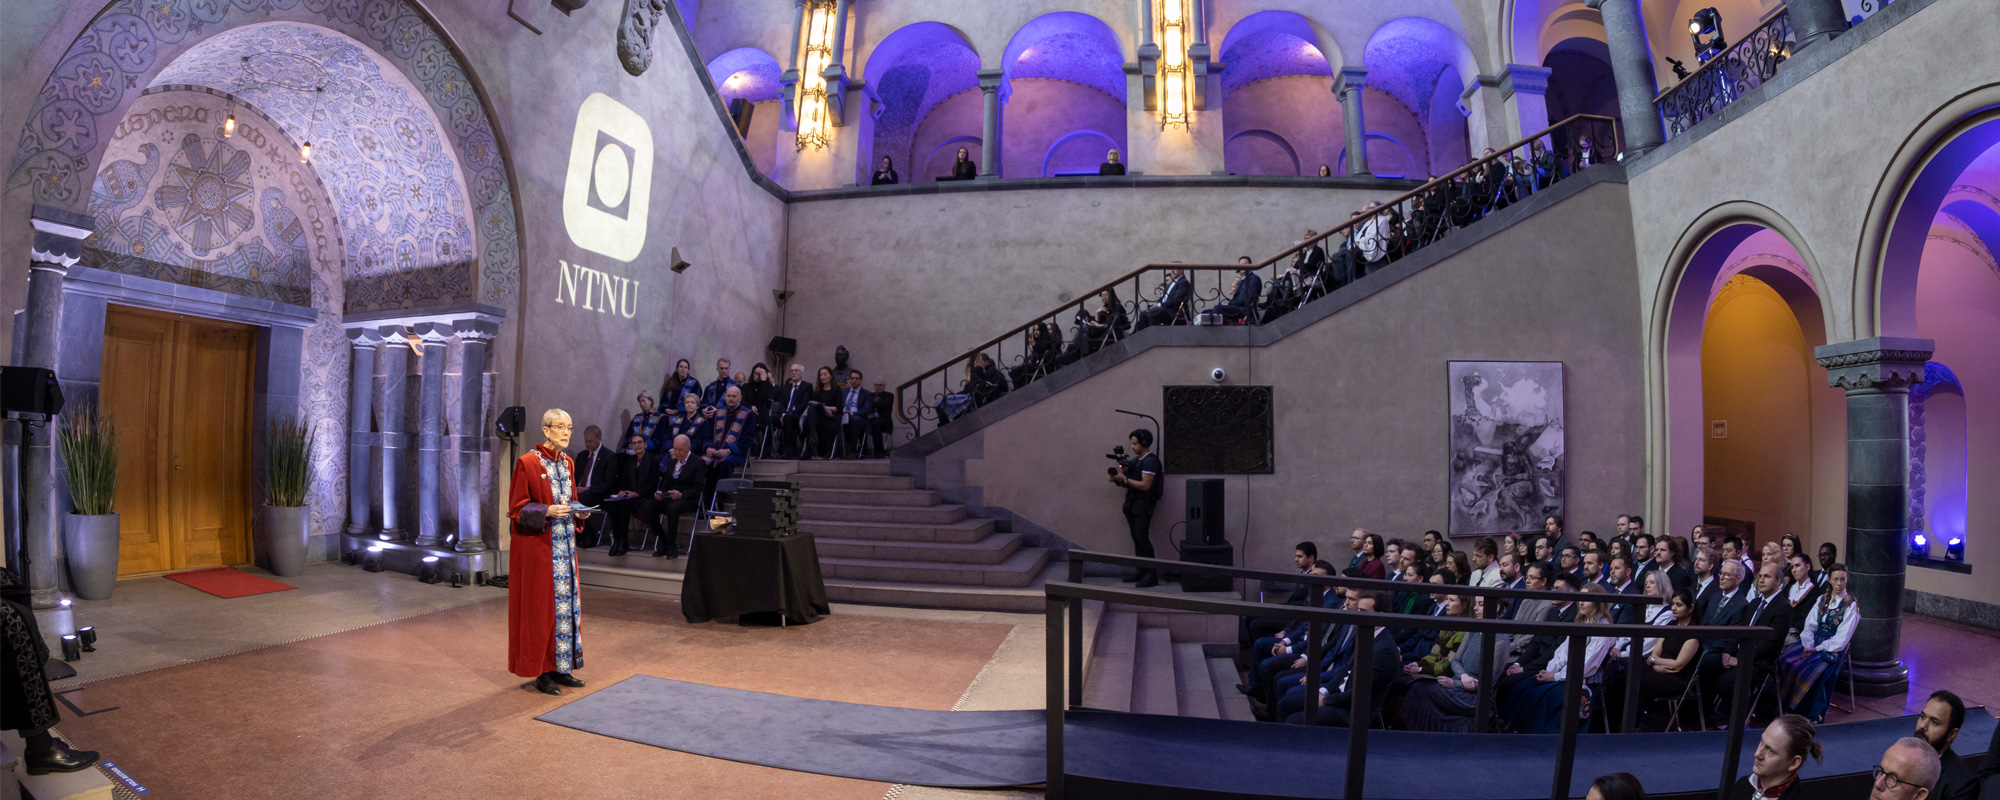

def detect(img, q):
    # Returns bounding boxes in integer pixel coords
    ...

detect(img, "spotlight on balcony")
[1689,8,1726,60]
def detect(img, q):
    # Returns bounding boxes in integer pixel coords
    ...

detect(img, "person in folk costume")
[508,408,595,695]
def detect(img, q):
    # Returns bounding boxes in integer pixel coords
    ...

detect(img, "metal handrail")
[1044,573,1778,800]
[1655,9,1796,138]
[894,114,1621,438]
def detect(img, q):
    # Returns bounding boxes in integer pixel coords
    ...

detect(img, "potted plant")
[57,404,118,600]
[265,416,316,577]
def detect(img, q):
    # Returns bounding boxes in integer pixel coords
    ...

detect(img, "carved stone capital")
[453,319,500,344]
[978,68,1004,92]
[1500,63,1553,99]
[30,231,80,270]
[413,321,454,347]
[1814,337,1936,392]
[379,325,413,348]
[347,327,386,349]
[1334,66,1370,97]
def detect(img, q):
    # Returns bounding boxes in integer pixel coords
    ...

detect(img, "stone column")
[344,329,381,535]
[1813,337,1934,696]
[1188,0,1211,110]
[22,208,91,609]
[375,326,410,541]
[411,321,450,547]
[1334,67,1370,177]
[1790,0,1850,51]
[1500,64,1554,142]
[1586,0,1664,155]
[453,320,498,554]
[781,0,807,127]
[826,0,850,74]
[978,68,1004,178]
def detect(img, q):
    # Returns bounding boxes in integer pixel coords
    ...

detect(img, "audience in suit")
[774,364,815,458]
[1916,691,1980,800]
[649,434,706,558]
[835,370,875,458]
[1213,259,1263,323]
[571,426,618,547]
[600,433,659,556]
[1708,561,1793,720]
[869,378,894,456]
[1133,268,1191,332]
[1288,589,1401,727]
[1603,554,1643,625]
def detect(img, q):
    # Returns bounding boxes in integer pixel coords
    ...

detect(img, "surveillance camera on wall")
[1211,367,1227,383]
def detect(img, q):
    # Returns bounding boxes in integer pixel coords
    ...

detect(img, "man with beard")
[1914,690,1979,800]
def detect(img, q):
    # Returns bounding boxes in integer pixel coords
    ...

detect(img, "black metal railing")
[1657,10,1796,139]
[894,114,1621,441]
[1044,551,1781,800]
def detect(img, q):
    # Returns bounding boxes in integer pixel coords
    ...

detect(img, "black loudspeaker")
[767,336,798,357]
[1179,543,1234,593]
[0,366,64,418]
[495,406,526,436]
[728,98,755,136]
[1185,478,1224,546]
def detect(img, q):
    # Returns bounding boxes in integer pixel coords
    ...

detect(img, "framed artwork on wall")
[1447,361,1565,537]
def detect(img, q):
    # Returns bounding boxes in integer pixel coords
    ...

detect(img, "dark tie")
[583,451,596,486]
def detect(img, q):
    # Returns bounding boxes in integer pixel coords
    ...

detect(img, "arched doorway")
[860,22,982,184]
[706,47,784,178]
[999,12,1127,179]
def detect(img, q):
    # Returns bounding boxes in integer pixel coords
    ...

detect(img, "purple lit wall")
[1362,16,1474,172]
[864,23,982,182]
[1219,12,1337,176]
[707,47,783,107]
[1000,12,1127,177]
[1543,38,1618,128]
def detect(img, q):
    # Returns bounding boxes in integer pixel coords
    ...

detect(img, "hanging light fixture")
[1158,0,1190,129]
[794,0,836,151]
[223,111,237,138]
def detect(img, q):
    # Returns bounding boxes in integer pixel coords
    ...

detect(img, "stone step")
[1082,612,1138,711]
[581,560,1065,613]
[1131,627,1180,716]
[820,547,1050,588]
[800,502,967,525]
[799,487,942,507]
[1174,643,1222,719]
[750,458,893,476]
[576,562,685,596]
[814,532,1024,565]
[1208,657,1258,722]
[774,472,915,490]
[578,547,689,574]
[796,517,995,544]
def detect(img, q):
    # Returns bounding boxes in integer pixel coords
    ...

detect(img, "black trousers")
[653,494,699,555]
[808,412,841,458]
[869,417,891,455]
[777,414,807,457]
[575,489,610,546]
[1123,495,1158,568]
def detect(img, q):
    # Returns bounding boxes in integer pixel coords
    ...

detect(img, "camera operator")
[1107,428,1164,588]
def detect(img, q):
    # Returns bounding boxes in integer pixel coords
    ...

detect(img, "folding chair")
[1656,674,1707,732]
[1827,654,1857,714]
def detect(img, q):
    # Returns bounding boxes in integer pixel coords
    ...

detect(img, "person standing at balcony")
[951,147,977,181]
[871,156,899,185]
[1109,428,1163,588]
[1098,149,1126,175]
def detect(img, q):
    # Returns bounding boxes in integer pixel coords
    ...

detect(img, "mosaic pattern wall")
[7,0,520,311]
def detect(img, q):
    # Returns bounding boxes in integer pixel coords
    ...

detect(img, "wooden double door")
[101,306,255,576]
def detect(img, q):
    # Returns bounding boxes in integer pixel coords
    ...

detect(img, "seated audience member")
[1344,528,1372,571]
[1780,553,1824,647]
[1499,570,1580,695]
[1870,737,1942,800]
[1732,715,1823,800]
[599,433,659,556]
[1241,543,1321,654]
[1354,202,1392,277]
[1098,148,1126,175]
[661,358,701,414]
[1581,549,1606,585]
[1777,563,1855,723]
[1396,572,1454,659]
[1359,532,1387,580]
[1289,589,1402,727]
[1246,582,1347,711]
[1403,587,1473,678]
[1383,539,1406,580]
[1575,135,1605,169]
[623,391,667,454]
[1708,561,1793,719]
[1469,538,1503,587]
[1631,533,1658,580]
[1317,164,1333,177]
[743,363,775,422]
[1501,583,1612,733]
[1088,289,1130,349]
[1696,558,1751,659]
[648,434,705,558]
[1401,595,1493,732]
[1239,556,1334,696]
[571,425,618,547]
[1760,540,1785,578]
[1498,551,1527,593]
[1650,534,1692,594]
[1604,554,1642,624]
[1530,142,1562,188]
[666,392,708,454]
[950,146,977,181]
[1447,551,1473,585]
[700,385,756,495]
[836,370,874,458]
[868,378,894,455]
[1587,772,1648,800]
[1916,690,1979,800]
[699,358,737,416]
[1691,546,1720,610]
[808,366,843,459]
[968,353,1009,407]
[1213,258,1263,323]
[1559,544,1583,578]
[1289,230,1329,292]
[1817,543,1839,585]
[1608,587,1698,727]
[1720,536,1753,582]
[774,364,814,458]
[871,156,899,185]
[1133,268,1191,332]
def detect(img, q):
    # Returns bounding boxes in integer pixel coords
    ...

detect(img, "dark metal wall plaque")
[1162,386,1274,475]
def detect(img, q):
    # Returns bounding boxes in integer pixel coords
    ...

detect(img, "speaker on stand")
[1178,478,1233,593]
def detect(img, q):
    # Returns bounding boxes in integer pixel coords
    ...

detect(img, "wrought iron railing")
[893,114,1621,440]
[1657,10,1796,139]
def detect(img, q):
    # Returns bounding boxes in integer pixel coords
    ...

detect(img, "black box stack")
[730,482,800,538]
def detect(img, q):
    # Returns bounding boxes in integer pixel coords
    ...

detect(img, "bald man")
[649,434,706,559]
[1871,737,1941,800]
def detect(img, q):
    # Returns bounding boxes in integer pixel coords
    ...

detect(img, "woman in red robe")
[508,408,592,695]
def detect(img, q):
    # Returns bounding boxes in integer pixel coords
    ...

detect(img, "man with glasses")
[1871,737,1942,800]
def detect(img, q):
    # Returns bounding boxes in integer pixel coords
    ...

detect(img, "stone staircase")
[575,458,1057,611]
[1077,600,1252,722]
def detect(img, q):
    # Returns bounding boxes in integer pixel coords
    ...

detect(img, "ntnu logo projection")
[563,92,653,262]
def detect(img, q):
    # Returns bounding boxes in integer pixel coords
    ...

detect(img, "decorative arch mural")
[862,22,981,184]
[998,12,1127,180]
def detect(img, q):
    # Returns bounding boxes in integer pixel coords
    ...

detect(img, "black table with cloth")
[680,532,831,625]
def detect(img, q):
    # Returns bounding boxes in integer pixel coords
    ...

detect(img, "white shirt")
[1356,216,1388,262]
[1471,563,1503,588]
[1800,595,1859,653]
[1786,580,1814,605]
[1546,634,1612,682]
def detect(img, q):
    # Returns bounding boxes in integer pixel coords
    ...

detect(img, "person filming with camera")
[1107,429,1164,588]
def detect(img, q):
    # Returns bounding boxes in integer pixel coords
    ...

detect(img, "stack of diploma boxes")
[731,482,800,538]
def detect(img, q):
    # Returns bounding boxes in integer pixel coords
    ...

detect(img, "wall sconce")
[1158,0,1190,129]
[795,0,836,150]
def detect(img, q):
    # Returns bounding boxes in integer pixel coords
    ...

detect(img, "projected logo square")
[563,93,653,262]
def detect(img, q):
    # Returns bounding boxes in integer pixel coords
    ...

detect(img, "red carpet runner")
[163,567,297,599]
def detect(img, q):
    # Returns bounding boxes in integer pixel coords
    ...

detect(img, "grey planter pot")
[265,505,310,577]
[63,513,120,601]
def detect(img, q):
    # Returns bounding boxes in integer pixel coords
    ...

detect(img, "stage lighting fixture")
[364,545,386,573]
[451,571,464,589]
[1911,532,1929,558]
[1689,8,1726,60]
[78,626,97,652]
[419,555,443,584]
[61,635,81,662]
[1946,536,1965,562]
[341,548,359,566]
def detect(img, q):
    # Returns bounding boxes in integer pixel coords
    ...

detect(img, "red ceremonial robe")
[508,444,578,678]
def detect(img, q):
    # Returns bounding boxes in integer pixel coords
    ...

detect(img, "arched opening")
[861,22,981,184]
[1337,133,1422,179]
[999,12,1127,179]
[1911,364,1968,558]
[1041,129,1119,176]
[1362,17,1479,177]
[1218,11,1337,176]
[922,135,983,181]
[1646,0,1784,82]
[1542,37,1618,124]
[1660,220,1845,557]
[706,47,783,178]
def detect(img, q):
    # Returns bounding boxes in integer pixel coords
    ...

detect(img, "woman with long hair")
[1780,553,1824,646]
[807,366,842,459]
[871,156,899,186]
[951,146,977,181]
[1629,589,1700,727]
[1360,532,1387,580]
[1777,564,1857,723]
[1731,715,1822,798]
[661,358,700,413]
[1502,584,1613,733]
[743,363,774,421]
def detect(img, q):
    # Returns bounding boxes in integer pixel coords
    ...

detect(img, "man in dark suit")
[837,370,875,458]
[1498,572,1581,701]
[1695,558,1751,673]
[600,433,660,556]
[571,425,619,548]
[1212,259,1264,323]
[1916,690,1980,800]
[1604,554,1643,624]
[1132,268,1191,331]
[1710,560,1792,719]
[1292,589,1403,727]
[649,434,707,558]
[868,377,894,456]
[775,364,814,458]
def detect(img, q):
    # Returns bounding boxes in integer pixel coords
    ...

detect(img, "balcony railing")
[1657,9,1797,140]
[893,114,1621,440]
